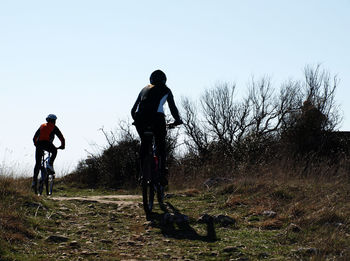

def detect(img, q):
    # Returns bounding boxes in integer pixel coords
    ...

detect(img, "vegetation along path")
[4,179,349,261]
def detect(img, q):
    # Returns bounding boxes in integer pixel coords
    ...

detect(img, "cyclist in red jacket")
[131,70,182,186]
[32,114,65,191]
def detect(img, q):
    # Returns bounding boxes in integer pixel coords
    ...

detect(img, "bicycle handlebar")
[167,122,182,129]
[132,121,182,129]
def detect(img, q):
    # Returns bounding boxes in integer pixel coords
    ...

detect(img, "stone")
[81,251,98,256]
[100,239,113,244]
[223,246,239,253]
[214,215,236,226]
[294,247,318,256]
[288,223,301,232]
[235,257,249,261]
[164,193,176,198]
[258,252,269,258]
[46,235,69,243]
[262,210,277,218]
[203,177,233,189]
[127,240,136,246]
[69,241,80,248]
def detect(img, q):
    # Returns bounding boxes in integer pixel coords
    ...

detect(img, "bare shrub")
[65,119,181,189]
[64,121,140,188]
[176,65,344,185]
[181,97,209,158]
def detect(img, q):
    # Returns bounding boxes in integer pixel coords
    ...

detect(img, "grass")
[216,175,350,259]
[1,172,350,260]
[0,175,39,260]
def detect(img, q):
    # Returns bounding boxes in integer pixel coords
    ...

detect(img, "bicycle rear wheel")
[155,183,166,211]
[142,151,154,219]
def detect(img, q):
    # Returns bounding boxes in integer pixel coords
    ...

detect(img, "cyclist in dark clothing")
[32,114,65,190]
[131,70,182,185]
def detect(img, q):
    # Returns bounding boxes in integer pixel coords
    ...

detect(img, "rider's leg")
[136,125,149,184]
[41,142,57,170]
[47,143,57,166]
[136,123,147,159]
[135,115,150,163]
[32,146,43,190]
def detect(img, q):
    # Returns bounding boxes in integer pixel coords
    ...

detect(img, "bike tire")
[142,151,154,219]
[45,171,49,195]
[155,183,166,211]
[48,174,54,195]
[38,167,46,195]
[142,182,155,217]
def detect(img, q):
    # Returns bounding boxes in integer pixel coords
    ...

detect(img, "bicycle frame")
[38,151,54,196]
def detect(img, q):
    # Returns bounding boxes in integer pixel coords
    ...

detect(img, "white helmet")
[46,114,57,121]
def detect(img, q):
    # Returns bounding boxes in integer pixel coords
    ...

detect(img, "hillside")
[1,175,350,260]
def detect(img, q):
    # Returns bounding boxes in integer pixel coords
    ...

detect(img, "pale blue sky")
[1,0,349,175]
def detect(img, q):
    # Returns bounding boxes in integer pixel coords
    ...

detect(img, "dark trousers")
[135,115,167,174]
[33,141,57,181]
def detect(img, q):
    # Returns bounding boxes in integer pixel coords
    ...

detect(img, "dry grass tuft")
[0,175,37,245]
[248,205,267,215]
[258,218,284,230]
[182,188,201,197]
[225,195,247,208]
[216,172,350,258]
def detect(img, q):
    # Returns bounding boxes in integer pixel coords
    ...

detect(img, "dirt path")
[23,193,212,260]
[51,194,142,206]
[16,192,295,260]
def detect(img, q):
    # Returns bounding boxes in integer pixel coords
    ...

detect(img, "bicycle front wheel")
[48,174,54,195]
[142,182,155,219]
[38,168,46,195]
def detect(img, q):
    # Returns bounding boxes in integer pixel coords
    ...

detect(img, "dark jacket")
[131,84,181,124]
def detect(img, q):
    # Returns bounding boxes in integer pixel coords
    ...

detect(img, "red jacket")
[33,122,65,147]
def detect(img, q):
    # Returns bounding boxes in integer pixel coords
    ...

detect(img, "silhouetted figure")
[131,70,182,186]
[32,114,65,193]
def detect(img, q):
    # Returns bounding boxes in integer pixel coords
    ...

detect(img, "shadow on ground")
[148,202,217,242]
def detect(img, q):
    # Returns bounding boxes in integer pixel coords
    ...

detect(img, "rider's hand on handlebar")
[168,120,183,129]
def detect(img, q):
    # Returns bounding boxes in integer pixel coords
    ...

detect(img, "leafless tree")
[117,119,138,142]
[247,77,277,136]
[179,65,343,167]
[303,65,342,131]
[181,97,209,156]
[278,80,302,131]
[200,83,238,147]
[247,77,304,138]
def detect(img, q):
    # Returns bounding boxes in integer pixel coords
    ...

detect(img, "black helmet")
[46,114,57,122]
[150,70,167,85]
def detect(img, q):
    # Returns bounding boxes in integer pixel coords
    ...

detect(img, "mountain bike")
[37,151,55,196]
[140,123,179,220]
[140,126,166,220]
